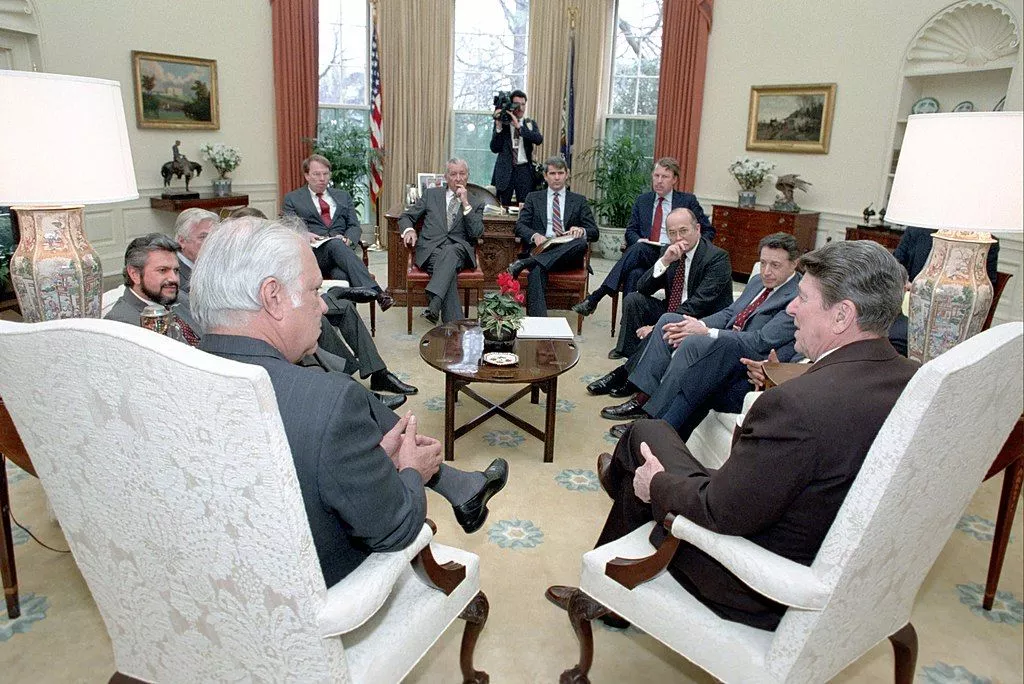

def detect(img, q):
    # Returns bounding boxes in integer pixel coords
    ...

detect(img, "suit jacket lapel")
[686,239,706,291]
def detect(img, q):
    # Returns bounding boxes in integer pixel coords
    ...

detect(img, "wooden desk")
[149,194,249,213]
[845,225,903,251]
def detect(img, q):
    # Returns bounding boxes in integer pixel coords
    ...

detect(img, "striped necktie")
[552,191,564,235]
[446,194,460,230]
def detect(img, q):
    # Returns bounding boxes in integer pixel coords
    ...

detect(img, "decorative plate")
[911,97,940,114]
[483,352,518,366]
[994,96,1006,112]
[953,101,975,112]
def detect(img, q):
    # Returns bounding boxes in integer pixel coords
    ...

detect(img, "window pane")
[636,77,659,116]
[452,112,498,186]
[610,77,637,115]
[318,0,368,108]
[452,0,529,112]
[604,117,655,160]
[610,0,662,116]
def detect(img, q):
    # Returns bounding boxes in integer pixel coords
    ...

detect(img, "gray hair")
[798,240,907,336]
[123,233,179,287]
[758,232,801,260]
[174,207,219,242]
[445,157,469,172]
[189,218,307,331]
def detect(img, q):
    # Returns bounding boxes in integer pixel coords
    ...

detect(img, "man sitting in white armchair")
[547,240,918,630]
[188,218,508,586]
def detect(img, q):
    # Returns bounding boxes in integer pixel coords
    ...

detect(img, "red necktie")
[731,288,773,331]
[175,314,201,347]
[649,197,665,242]
[666,258,687,311]
[316,192,332,226]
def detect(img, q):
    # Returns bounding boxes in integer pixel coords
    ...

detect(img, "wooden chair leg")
[368,301,376,337]
[985,456,1023,609]
[0,454,20,619]
[407,298,413,335]
[559,589,611,684]
[888,623,918,684]
[463,287,470,318]
[459,591,489,684]
[610,291,619,338]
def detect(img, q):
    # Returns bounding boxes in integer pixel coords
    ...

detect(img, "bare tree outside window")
[605,0,663,158]
[452,0,530,185]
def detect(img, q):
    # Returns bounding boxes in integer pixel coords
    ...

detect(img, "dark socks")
[427,464,486,506]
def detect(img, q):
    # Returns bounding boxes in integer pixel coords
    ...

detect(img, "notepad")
[518,317,574,339]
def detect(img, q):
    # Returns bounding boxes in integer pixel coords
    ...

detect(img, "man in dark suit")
[489,89,542,206]
[599,208,732,363]
[572,158,713,320]
[399,158,485,324]
[547,240,918,630]
[188,219,509,587]
[600,233,802,439]
[282,154,393,311]
[507,156,599,317]
[173,208,219,294]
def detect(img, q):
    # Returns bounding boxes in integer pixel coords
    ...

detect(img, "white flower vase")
[212,178,232,197]
[737,190,757,208]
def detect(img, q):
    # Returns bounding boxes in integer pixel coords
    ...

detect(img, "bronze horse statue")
[161,157,203,191]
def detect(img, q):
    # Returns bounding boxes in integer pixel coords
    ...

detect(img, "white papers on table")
[518,316,574,339]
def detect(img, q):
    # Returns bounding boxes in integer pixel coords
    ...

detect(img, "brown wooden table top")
[419,321,580,384]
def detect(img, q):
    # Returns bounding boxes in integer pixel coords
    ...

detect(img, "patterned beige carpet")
[1,253,1021,683]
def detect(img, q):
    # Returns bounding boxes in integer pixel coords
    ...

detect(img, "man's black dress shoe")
[453,458,509,534]
[586,366,628,396]
[571,299,597,317]
[376,288,394,312]
[545,585,630,629]
[600,397,647,420]
[607,348,625,360]
[421,309,439,325]
[506,258,533,279]
[370,370,418,395]
[596,453,614,497]
[608,422,632,440]
[327,286,378,303]
[608,381,639,399]
[372,392,407,410]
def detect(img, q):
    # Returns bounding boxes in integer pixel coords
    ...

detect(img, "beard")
[142,281,178,306]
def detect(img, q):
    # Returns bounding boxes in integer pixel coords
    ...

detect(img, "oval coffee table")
[419,321,580,462]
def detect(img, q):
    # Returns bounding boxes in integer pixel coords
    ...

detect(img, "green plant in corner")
[478,273,526,337]
[310,119,382,212]
[577,136,651,227]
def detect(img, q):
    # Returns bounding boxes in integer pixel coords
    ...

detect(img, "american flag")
[368,2,383,209]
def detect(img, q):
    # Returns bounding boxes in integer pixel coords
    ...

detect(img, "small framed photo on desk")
[417,173,447,198]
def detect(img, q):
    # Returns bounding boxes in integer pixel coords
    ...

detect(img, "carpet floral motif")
[389,332,419,343]
[956,514,1012,543]
[483,430,525,448]
[920,661,991,684]
[555,469,599,492]
[0,593,49,642]
[11,525,27,546]
[424,395,445,412]
[487,518,544,549]
[580,373,605,384]
[5,462,29,486]
[955,583,1024,625]
[555,399,576,413]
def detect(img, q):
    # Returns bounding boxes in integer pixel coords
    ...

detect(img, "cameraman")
[489,89,543,207]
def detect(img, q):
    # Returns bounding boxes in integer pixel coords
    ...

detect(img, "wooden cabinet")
[845,225,904,251]
[149,194,249,213]
[711,205,818,278]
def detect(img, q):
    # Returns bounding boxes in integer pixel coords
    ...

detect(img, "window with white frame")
[605,0,662,157]
[451,0,530,186]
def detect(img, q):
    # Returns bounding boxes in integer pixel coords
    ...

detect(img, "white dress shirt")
[652,243,697,305]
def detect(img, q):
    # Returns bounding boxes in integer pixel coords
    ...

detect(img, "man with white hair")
[174,207,219,293]
[189,218,509,586]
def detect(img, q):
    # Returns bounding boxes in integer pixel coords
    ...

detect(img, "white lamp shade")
[886,112,1023,234]
[0,70,139,205]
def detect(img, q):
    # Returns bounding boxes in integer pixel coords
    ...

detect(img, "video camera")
[492,91,522,124]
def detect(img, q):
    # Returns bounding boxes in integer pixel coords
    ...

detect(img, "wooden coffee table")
[419,321,580,462]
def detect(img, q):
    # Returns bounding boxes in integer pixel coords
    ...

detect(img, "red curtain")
[654,0,713,192]
[271,0,318,205]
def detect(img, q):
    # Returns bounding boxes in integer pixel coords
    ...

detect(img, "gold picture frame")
[746,83,836,154]
[132,50,219,130]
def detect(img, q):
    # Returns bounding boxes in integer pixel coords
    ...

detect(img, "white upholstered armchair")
[0,318,488,683]
[558,322,1023,683]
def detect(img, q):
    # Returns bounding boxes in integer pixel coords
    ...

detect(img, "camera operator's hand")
[509,112,521,129]
[493,109,504,131]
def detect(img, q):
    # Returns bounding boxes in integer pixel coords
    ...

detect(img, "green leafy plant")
[310,120,382,212]
[478,273,526,337]
[0,254,9,291]
[577,136,651,227]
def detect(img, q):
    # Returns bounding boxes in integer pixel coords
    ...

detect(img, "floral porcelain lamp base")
[9,205,103,322]
[908,230,995,363]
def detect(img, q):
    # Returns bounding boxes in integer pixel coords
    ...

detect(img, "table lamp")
[0,71,138,322]
[886,111,1023,363]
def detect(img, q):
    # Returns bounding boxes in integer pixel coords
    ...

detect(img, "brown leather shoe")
[597,453,614,498]
[545,585,577,611]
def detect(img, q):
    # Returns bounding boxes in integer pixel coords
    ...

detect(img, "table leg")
[530,385,539,404]
[444,374,457,462]
[984,456,1023,610]
[0,454,19,619]
[543,378,557,463]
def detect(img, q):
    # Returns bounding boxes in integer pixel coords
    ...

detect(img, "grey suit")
[398,186,485,322]
[199,334,425,587]
[282,186,362,242]
[104,288,202,336]
[176,255,193,293]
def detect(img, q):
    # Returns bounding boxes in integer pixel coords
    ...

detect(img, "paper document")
[518,316,574,339]
[532,234,576,255]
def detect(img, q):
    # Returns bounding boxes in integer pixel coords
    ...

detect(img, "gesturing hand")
[740,348,780,390]
[395,415,442,483]
[380,411,411,466]
[633,442,665,504]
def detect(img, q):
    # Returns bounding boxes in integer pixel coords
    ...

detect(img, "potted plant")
[478,273,526,351]
[577,136,651,257]
[728,156,775,208]
[200,143,242,197]
[310,119,382,213]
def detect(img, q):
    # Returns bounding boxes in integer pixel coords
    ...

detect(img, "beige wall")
[28,0,278,275]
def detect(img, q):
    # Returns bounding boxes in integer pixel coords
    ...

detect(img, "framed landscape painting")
[746,83,836,154]
[132,51,219,130]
